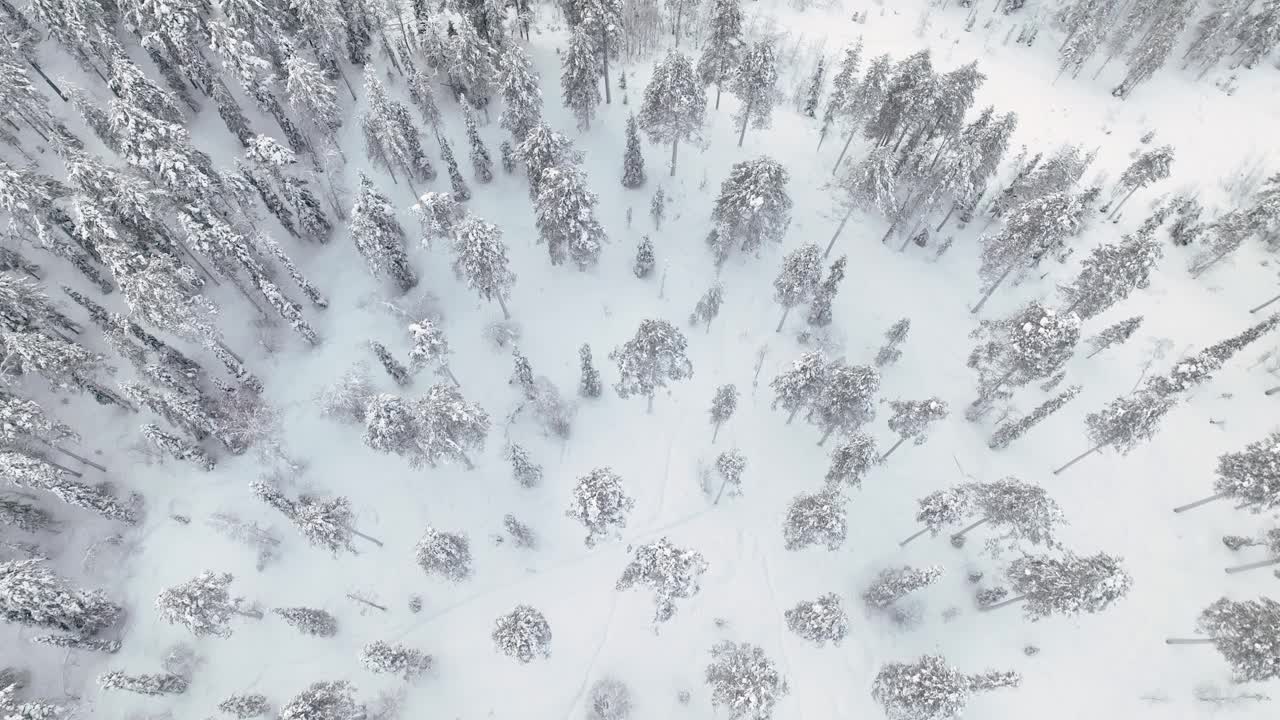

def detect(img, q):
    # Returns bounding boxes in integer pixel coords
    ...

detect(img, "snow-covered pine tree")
[361,69,435,192]
[0,497,54,533]
[728,39,779,147]
[871,656,1019,720]
[863,566,943,609]
[1112,0,1196,98]
[360,640,432,679]
[406,64,443,140]
[99,671,189,696]
[996,552,1132,618]
[616,537,708,624]
[973,190,1088,312]
[771,243,822,333]
[349,175,418,292]
[566,467,636,546]
[451,214,515,319]
[406,319,457,384]
[510,348,536,399]
[883,397,949,460]
[284,54,343,151]
[609,319,693,411]
[823,433,880,490]
[439,137,472,202]
[650,186,666,228]
[785,592,848,646]
[577,344,603,398]
[1189,431,1280,514]
[1060,233,1161,319]
[771,351,828,423]
[370,341,411,387]
[875,318,911,367]
[155,571,253,638]
[218,692,271,719]
[414,527,472,581]
[0,451,136,523]
[1057,0,1123,79]
[1086,316,1143,358]
[497,44,544,141]
[621,113,646,188]
[1236,0,1280,69]
[690,283,724,331]
[415,384,491,469]
[967,302,1080,413]
[465,111,494,184]
[141,423,215,471]
[713,448,746,502]
[534,164,606,269]
[818,42,862,149]
[506,443,544,488]
[504,514,538,548]
[561,27,602,130]
[0,559,120,636]
[492,604,552,662]
[585,676,631,720]
[697,0,743,110]
[1176,597,1280,682]
[900,484,979,546]
[279,681,364,720]
[810,363,880,446]
[806,255,847,327]
[704,641,789,720]
[271,607,338,637]
[802,55,826,119]
[708,384,738,442]
[1109,145,1175,217]
[988,385,1081,450]
[500,141,516,173]
[515,122,581,200]
[1054,388,1175,474]
[639,51,706,175]
[709,157,793,264]
[783,488,847,551]
[633,236,655,278]
[955,478,1065,552]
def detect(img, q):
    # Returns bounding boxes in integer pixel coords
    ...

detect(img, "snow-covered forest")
[1,0,1279,718]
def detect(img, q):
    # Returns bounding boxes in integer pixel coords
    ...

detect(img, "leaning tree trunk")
[1172,492,1228,513]
[1052,443,1105,475]
[970,263,1018,314]
[981,594,1026,611]
[497,295,511,320]
[601,31,612,104]
[826,206,856,257]
[670,138,679,176]
[817,426,835,446]
[879,436,907,461]
[899,526,930,547]
[935,203,957,232]
[36,439,107,472]
[776,306,792,333]
[786,407,800,424]
[832,131,856,174]
[26,60,67,102]
[1107,184,1142,219]
[951,516,989,541]
[350,528,383,547]
[646,392,655,414]
[737,97,753,147]
[1249,293,1280,314]
[712,421,721,444]
[1266,385,1280,396]
[1165,638,1215,645]
[1225,558,1280,574]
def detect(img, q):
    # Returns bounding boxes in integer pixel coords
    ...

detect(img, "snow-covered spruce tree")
[771,243,822,333]
[439,137,472,202]
[824,433,880,490]
[141,423,215,471]
[510,348,536,399]
[450,215,515,319]
[534,164,606,269]
[707,384,740,443]
[1109,145,1175,217]
[783,488,847,551]
[705,641,789,720]
[99,671,188,696]
[883,398,949,460]
[370,341,411,387]
[616,537,708,624]
[361,69,435,192]
[242,137,331,244]
[1180,431,1280,514]
[1112,0,1196,98]
[972,190,1088,312]
[863,566,944,610]
[1171,597,1280,682]
[1086,316,1143,358]
[697,0,743,109]
[690,283,724,331]
[714,448,747,502]
[871,656,1019,720]
[1054,388,1175,474]
[284,53,343,151]
[995,552,1132,618]
[407,319,457,385]
[155,571,248,638]
[810,363,880,446]
[0,497,54,534]
[465,112,494,184]
[218,693,271,719]
[504,514,538,548]
[639,51,706,176]
[900,484,978,546]
[586,677,631,720]
[497,43,544,141]
[360,641,432,679]
[279,681,364,720]
[0,559,120,636]
[988,385,1081,450]
[729,39,779,147]
[318,363,375,422]
[1236,1,1280,69]
[955,478,1065,552]
[1056,0,1124,78]
[621,114,646,188]
[349,174,418,292]
[709,157,792,264]
[561,27,602,130]
[417,384,490,469]
[784,592,848,646]
[492,604,552,662]
[806,255,847,327]
[578,344,603,398]
[1059,232,1161,319]
[818,42,862,149]
[967,302,1080,413]
[802,55,825,119]
[1151,313,1280,396]
[875,318,911,367]
[515,122,581,200]
[566,467,636,547]
[507,443,544,488]
[610,319,693,412]
[271,607,338,637]
[500,141,516,173]
[863,49,935,149]
[414,527,472,582]
[771,351,828,423]
[650,186,666,228]
[633,236,655,278]
[0,452,136,523]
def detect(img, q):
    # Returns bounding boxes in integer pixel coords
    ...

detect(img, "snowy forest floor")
[6,1,1280,719]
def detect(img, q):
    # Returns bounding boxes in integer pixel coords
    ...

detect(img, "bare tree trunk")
[970,264,1017,314]
[737,97,753,146]
[951,516,989,540]
[1172,492,1228,513]
[935,204,957,232]
[713,476,730,504]
[497,295,511,320]
[459,452,474,470]
[712,422,721,444]
[27,60,67,102]
[899,526,929,547]
[37,439,107,472]
[1165,638,1214,645]
[982,594,1027,611]
[670,138,679,176]
[776,306,792,333]
[1266,385,1280,396]
[1052,443,1105,475]
[1225,558,1280,574]
[601,32,612,104]
[443,367,461,387]
[817,426,835,446]
[346,593,387,611]
[1249,293,1280,314]
[832,131,855,174]
[714,82,723,110]
[31,453,83,478]
[647,393,655,414]
[826,206,856,257]
[879,437,907,461]
[336,65,357,101]
[350,528,383,547]
[1107,185,1141,219]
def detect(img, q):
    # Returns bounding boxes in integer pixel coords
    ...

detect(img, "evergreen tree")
[633,236,655,278]
[714,448,746,502]
[515,122,581,200]
[155,571,248,638]
[875,318,911,367]
[579,344,603,397]
[772,243,823,333]
[1086,316,1143,358]
[99,671,189,696]
[771,351,828,423]
[824,433,880,490]
[500,141,517,173]
[1000,552,1132,619]
[708,384,739,442]
[450,214,515,318]
[1054,389,1175,473]
[709,157,793,264]
[621,114,647,188]
[973,190,1088,312]
[1109,145,1175,216]
[863,566,943,609]
[819,42,863,149]
[440,137,472,202]
[806,256,847,327]
[988,385,1081,450]
[406,64,443,139]
[802,56,825,119]
[370,341,411,386]
[497,44,544,140]
[967,302,1080,411]
[783,488,847,551]
[360,640,432,679]
[407,319,457,384]
[362,69,436,192]
[272,607,339,637]
[883,398,949,460]
[414,527,472,581]
[1112,0,1196,98]
[566,467,636,546]
[1210,431,1280,513]
[957,478,1066,553]
[1186,597,1280,682]
[0,559,120,636]
[810,363,880,446]
[729,39,779,147]
[639,51,706,175]
[1060,232,1161,319]
[579,0,624,104]
[697,0,743,110]
[219,693,272,719]
[785,592,848,646]
[690,283,724,331]
[141,423,215,470]
[650,187,666,227]
[465,112,494,184]
[284,54,343,151]
[349,174,418,292]
[562,27,603,130]
[279,681,364,720]
[492,605,552,662]
[510,348,536,399]
[0,497,55,534]
[616,537,708,624]
[705,642,789,720]
[872,656,1019,720]
[507,443,544,488]
[609,319,693,411]
[534,164,606,269]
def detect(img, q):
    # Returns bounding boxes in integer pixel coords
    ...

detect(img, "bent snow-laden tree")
[784,592,848,646]
[863,566,943,610]
[1174,431,1280,514]
[610,319,693,412]
[616,537,708,625]
[951,478,1066,554]
[492,604,552,663]
[825,433,881,490]
[783,488,847,551]
[967,302,1080,417]
[1059,231,1162,320]
[809,363,880,446]
[871,655,1020,720]
[1166,597,1280,683]
[729,39,780,147]
[972,190,1088,313]
[567,467,636,547]
[705,641,789,720]
[708,157,793,265]
[155,571,254,638]
[771,351,828,424]
[1055,388,1175,474]
[414,527,473,582]
[1107,144,1174,218]
[771,243,822,333]
[0,559,121,636]
[639,51,706,176]
[883,397,949,460]
[988,552,1132,618]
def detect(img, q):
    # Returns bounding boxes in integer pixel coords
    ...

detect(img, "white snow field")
[2,1,1280,720]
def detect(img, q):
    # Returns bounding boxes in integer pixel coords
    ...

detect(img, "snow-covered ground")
[4,1,1280,719]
